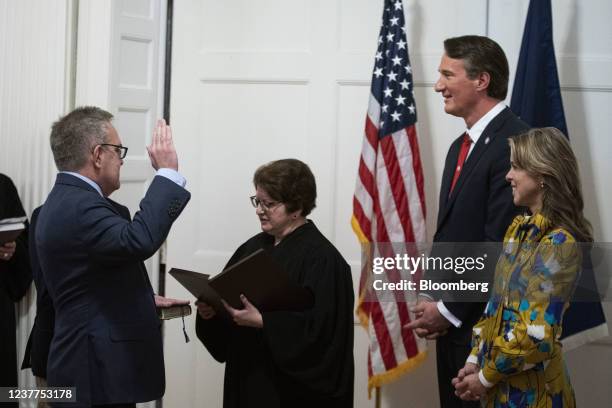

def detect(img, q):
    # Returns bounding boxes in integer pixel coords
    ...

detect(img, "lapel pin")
[484,137,490,145]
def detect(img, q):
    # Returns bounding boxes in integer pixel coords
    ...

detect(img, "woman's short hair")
[509,127,592,242]
[253,159,317,216]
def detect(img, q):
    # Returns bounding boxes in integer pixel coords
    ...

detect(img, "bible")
[169,248,313,315]
[157,304,192,320]
[0,216,26,245]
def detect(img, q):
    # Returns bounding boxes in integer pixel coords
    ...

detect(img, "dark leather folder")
[169,249,313,314]
[167,269,227,316]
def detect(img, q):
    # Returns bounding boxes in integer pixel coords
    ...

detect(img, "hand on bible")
[154,295,189,308]
[0,241,16,262]
[222,294,263,328]
[196,300,216,320]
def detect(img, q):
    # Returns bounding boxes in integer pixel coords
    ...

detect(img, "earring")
[540,182,545,189]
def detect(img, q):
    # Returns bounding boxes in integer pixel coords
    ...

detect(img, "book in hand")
[169,249,314,316]
[166,269,229,317]
[0,216,26,245]
[157,304,192,320]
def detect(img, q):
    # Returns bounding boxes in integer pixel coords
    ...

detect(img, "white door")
[106,0,167,295]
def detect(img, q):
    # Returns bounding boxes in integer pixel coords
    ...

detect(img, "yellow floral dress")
[468,214,579,407]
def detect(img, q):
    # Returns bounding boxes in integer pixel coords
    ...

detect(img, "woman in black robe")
[196,159,354,408]
[0,174,32,403]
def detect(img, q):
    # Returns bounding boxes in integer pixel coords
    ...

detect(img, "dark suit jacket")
[22,200,145,380]
[432,107,529,343]
[36,173,190,407]
[21,206,54,378]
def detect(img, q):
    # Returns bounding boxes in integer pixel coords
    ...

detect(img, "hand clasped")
[403,299,451,339]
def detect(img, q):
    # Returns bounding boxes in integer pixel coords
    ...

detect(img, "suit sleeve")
[78,176,190,262]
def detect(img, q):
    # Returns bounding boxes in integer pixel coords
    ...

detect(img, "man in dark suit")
[406,36,529,407]
[36,106,191,407]
[23,198,144,408]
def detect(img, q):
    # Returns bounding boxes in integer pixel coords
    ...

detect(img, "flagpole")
[375,386,381,408]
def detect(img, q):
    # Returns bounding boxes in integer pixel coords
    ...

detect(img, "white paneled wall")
[0,0,70,213]
[0,2,72,405]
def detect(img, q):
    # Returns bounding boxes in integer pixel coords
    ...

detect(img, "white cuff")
[465,354,479,365]
[157,168,186,188]
[437,300,462,328]
[478,370,494,388]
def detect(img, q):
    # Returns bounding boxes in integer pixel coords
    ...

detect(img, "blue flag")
[510,0,568,137]
[511,0,608,349]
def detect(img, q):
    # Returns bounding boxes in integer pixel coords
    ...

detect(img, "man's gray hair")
[50,106,114,171]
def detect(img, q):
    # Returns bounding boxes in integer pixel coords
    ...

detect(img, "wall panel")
[0,0,72,403]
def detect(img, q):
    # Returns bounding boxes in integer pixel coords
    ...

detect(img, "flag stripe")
[353,195,372,242]
[370,298,398,369]
[381,131,415,242]
[406,126,426,220]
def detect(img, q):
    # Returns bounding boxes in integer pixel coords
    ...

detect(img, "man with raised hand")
[37,107,190,407]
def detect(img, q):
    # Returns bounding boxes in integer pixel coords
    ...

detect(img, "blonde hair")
[509,127,593,242]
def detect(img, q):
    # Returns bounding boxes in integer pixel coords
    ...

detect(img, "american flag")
[352,0,427,395]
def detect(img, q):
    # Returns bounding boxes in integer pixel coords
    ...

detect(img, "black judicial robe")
[0,174,32,403]
[196,221,354,408]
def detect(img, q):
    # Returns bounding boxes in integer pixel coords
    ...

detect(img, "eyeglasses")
[97,143,128,159]
[250,196,282,211]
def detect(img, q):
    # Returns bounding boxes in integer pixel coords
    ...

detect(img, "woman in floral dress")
[452,127,593,407]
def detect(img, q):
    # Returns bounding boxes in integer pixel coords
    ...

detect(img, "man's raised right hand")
[147,119,179,171]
